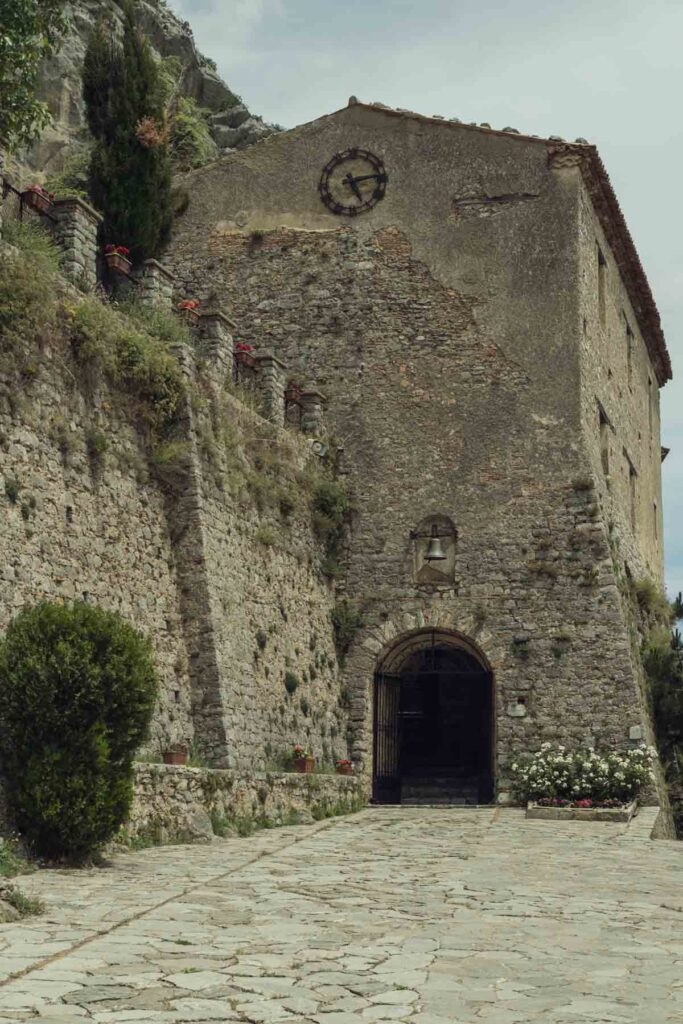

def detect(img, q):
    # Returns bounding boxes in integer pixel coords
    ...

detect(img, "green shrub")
[331,601,362,664]
[311,477,348,579]
[4,477,19,504]
[0,233,60,352]
[0,837,28,878]
[70,295,186,439]
[284,671,299,695]
[0,600,157,861]
[44,144,92,201]
[634,577,673,623]
[169,97,217,170]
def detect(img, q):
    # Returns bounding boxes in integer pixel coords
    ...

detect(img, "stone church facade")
[166,101,670,804]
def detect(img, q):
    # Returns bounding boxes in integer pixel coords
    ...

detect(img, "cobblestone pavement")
[0,807,681,1023]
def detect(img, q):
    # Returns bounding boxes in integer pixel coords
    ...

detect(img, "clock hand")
[348,173,384,183]
[343,173,364,202]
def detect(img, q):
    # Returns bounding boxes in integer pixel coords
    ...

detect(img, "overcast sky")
[169,0,683,596]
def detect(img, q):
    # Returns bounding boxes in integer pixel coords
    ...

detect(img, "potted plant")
[284,380,302,404]
[163,743,188,766]
[234,341,256,368]
[103,244,132,275]
[21,184,54,215]
[177,298,200,323]
[292,744,315,773]
[335,758,353,776]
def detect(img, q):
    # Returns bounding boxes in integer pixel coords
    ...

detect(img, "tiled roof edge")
[354,102,671,384]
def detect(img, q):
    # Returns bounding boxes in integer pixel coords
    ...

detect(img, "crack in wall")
[452,192,540,219]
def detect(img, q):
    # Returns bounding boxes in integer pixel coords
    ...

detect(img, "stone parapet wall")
[128,763,367,842]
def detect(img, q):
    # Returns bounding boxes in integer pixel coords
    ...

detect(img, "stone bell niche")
[411,514,457,584]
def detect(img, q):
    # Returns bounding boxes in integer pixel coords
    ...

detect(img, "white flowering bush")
[508,743,655,806]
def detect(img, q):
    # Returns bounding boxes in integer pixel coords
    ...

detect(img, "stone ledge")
[526,800,638,823]
[129,763,367,843]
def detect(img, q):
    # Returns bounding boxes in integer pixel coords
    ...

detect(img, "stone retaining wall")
[127,763,367,843]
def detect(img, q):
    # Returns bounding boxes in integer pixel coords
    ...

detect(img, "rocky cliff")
[26,0,279,175]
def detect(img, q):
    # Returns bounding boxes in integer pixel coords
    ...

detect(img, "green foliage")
[4,477,19,504]
[633,577,673,623]
[83,1,172,261]
[0,600,158,860]
[255,524,277,547]
[44,144,92,200]
[255,629,268,651]
[284,671,299,695]
[0,0,67,151]
[311,476,348,579]
[70,295,185,440]
[0,882,44,917]
[642,628,683,835]
[1,217,61,269]
[169,97,217,170]
[509,744,655,804]
[0,837,29,877]
[331,601,362,665]
[0,225,60,356]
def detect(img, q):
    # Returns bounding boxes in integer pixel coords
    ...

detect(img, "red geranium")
[104,244,130,256]
[177,299,200,310]
[235,341,253,352]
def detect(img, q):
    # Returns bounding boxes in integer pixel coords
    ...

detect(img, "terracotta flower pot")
[178,306,200,323]
[22,189,52,215]
[104,251,132,275]
[284,384,302,404]
[235,350,256,368]
[335,765,353,776]
[293,756,315,774]
[163,750,187,766]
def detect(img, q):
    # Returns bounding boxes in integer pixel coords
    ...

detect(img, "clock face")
[319,148,388,216]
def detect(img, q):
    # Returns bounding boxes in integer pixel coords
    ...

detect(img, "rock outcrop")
[25,0,279,175]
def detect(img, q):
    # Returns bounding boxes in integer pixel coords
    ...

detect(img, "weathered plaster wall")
[165,105,659,794]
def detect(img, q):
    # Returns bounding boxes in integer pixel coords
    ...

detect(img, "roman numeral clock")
[318,148,388,215]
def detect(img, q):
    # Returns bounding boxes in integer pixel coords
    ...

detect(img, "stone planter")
[104,251,132,276]
[163,750,188,766]
[526,800,638,823]
[21,189,52,216]
[178,307,200,324]
[293,756,315,774]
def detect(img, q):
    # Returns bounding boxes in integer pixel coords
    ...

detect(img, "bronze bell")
[425,524,447,561]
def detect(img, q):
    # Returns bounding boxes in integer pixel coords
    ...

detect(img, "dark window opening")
[597,245,607,326]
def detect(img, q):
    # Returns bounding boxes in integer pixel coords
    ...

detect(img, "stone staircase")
[401,773,481,805]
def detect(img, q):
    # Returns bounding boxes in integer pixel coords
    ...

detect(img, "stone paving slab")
[0,808,680,1023]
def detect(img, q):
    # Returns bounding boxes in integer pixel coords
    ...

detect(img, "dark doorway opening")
[373,636,493,805]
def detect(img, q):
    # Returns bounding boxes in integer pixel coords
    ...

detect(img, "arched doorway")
[373,629,494,804]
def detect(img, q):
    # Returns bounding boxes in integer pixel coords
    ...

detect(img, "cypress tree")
[83,0,172,262]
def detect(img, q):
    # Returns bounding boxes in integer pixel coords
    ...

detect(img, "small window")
[648,377,653,440]
[653,501,658,542]
[597,245,607,326]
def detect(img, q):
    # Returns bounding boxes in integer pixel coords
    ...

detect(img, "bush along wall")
[0,601,157,861]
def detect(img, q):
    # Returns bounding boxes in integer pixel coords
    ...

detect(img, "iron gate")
[372,672,401,803]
